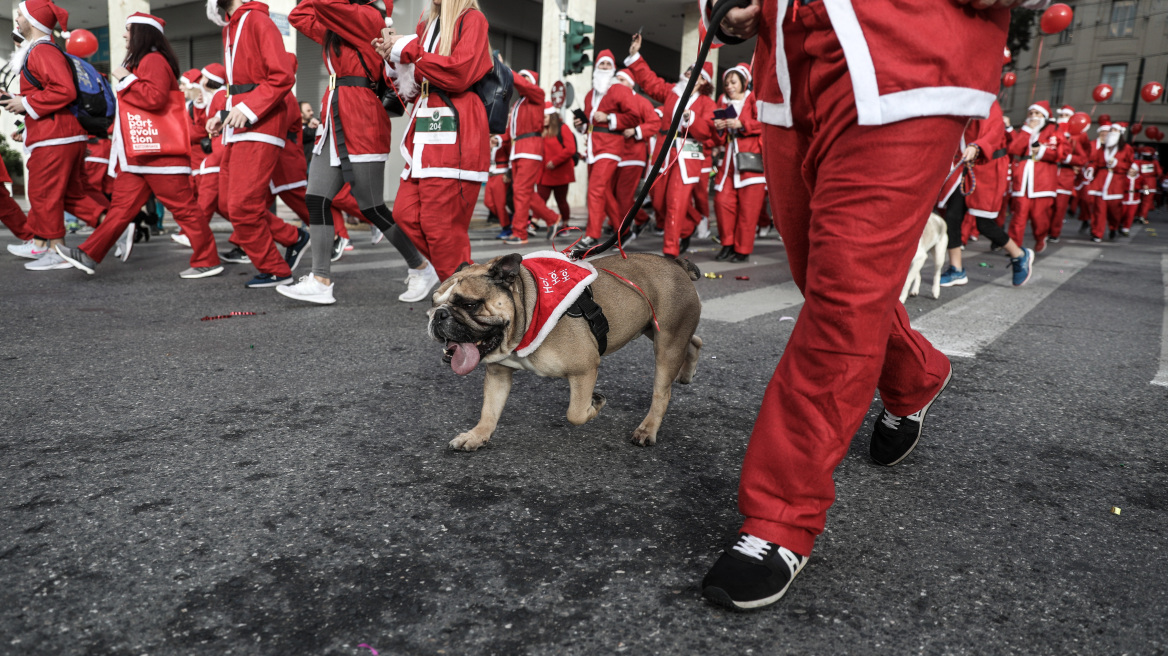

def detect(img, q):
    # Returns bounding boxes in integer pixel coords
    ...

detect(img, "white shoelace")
[732,534,771,561]
[881,411,903,431]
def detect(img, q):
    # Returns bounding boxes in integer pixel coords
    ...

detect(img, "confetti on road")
[1111,506,1122,515]
[735,276,750,280]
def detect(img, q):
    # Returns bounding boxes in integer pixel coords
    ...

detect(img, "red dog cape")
[515,251,598,357]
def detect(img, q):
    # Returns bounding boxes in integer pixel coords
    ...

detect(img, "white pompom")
[61,30,71,38]
[385,17,393,28]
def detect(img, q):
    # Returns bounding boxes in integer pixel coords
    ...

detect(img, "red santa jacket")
[582,83,640,164]
[938,100,1005,208]
[1053,120,1081,193]
[1138,158,1161,195]
[619,92,660,169]
[111,51,192,175]
[222,2,296,148]
[1088,143,1134,201]
[18,37,87,152]
[390,8,493,182]
[964,102,1010,218]
[271,92,308,192]
[509,73,549,162]
[201,88,229,174]
[1121,169,1143,205]
[623,55,718,184]
[289,0,393,164]
[1009,121,1067,198]
[187,99,209,172]
[1075,134,1100,191]
[700,0,1008,127]
[84,137,113,195]
[714,91,764,191]
[490,134,510,175]
[541,124,577,187]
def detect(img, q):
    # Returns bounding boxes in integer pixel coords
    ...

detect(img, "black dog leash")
[570,0,753,261]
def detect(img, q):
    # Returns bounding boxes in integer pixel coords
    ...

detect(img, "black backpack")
[454,13,512,134]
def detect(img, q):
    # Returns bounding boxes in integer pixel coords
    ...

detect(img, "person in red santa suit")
[1007,101,1067,253]
[1135,146,1161,224]
[1077,119,1111,235]
[572,49,642,247]
[169,69,211,248]
[502,69,560,245]
[0,157,33,249]
[486,132,512,237]
[697,0,1030,611]
[56,13,222,279]
[1086,121,1135,241]
[1119,163,1142,236]
[1,0,107,270]
[712,63,765,262]
[624,38,718,257]
[611,68,660,242]
[374,0,492,282]
[1049,104,1080,242]
[205,0,306,288]
[539,112,578,236]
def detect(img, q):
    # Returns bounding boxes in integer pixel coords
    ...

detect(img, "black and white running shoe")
[870,367,953,466]
[702,533,808,611]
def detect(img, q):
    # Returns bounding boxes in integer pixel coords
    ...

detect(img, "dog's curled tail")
[674,257,701,281]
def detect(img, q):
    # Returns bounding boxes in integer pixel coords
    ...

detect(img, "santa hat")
[1057,104,1075,116]
[201,63,226,85]
[180,69,201,88]
[1028,101,1051,119]
[518,69,537,85]
[19,0,68,35]
[206,0,228,27]
[594,49,615,68]
[126,11,165,33]
[699,62,714,85]
[724,63,752,86]
[544,100,556,115]
[1113,122,1127,133]
[614,69,635,86]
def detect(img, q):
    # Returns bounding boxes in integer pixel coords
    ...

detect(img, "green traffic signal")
[564,18,594,76]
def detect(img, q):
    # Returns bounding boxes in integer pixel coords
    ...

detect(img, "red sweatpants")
[1077,188,1095,226]
[331,184,364,240]
[616,164,644,230]
[510,158,558,239]
[80,172,219,267]
[738,7,960,556]
[484,175,509,227]
[1120,202,1139,231]
[714,182,767,254]
[26,141,106,241]
[662,166,699,257]
[198,170,225,222]
[1051,192,1072,238]
[0,184,31,241]
[1008,196,1054,248]
[1139,192,1155,218]
[393,176,477,280]
[586,158,624,239]
[220,142,291,277]
[1088,195,1110,239]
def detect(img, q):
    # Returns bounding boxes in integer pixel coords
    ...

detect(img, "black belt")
[514,131,541,141]
[991,147,1007,160]
[333,76,375,90]
[228,83,257,96]
[287,131,296,144]
[565,286,608,355]
[328,77,376,184]
[591,126,615,134]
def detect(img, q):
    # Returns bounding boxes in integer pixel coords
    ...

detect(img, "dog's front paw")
[449,431,490,451]
[631,424,658,447]
[591,393,607,413]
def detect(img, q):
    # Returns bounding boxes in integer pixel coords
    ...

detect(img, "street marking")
[701,281,804,323]
[911,246,1100,358]
[1153,253,1168,387]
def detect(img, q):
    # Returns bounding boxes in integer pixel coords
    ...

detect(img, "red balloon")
[1002,72,1017,88]
[1068,112,1091,135]
[1040,3,1074,34]
[1131,123,1143,135]
[1141,81,1164,103]
[1148,127,1163,141]
[66,29,98,58]
[1098,114,1112,123]
[1093,84,1114,103]
[1003,47,1012,66]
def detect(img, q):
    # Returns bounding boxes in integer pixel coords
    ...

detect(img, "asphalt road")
[1,209,1166,655]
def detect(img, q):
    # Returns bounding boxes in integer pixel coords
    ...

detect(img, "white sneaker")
[399,262,439,303]
[25,250,72,270]
[758,225,771,238]
[370,225,384,245]
[696,217,711,239]
[171,232,191,248]
[8,240,48,259]
[276,273,336,304]
[118,224,135,262]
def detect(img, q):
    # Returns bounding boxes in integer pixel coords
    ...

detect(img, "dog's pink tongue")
[451,342,480,376]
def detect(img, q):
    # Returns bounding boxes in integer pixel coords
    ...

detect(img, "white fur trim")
[234,102,258,124]
[1028,103,1050,118]
[201,67,224,85]
[270,179,307,194]
[390,34,417,65]
[206,0,228,27]
[127,16,164,33]
[514,251,599,358]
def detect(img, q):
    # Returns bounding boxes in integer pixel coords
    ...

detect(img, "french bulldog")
[428,252,704,451]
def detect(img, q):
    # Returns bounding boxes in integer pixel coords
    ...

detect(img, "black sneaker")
[870,367,953,466]
[285,227,310,270]
[1078,221,1090,235]
[245,273,292,288]
[702,533,808,611]
[221,247,251,263]
[679,236,690,254]
[1108,229,1117,241]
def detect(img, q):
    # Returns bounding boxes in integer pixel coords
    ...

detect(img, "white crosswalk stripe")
[1153,253,1168,387]
[701,282,803,323]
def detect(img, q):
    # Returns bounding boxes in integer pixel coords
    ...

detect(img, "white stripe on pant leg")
[1153,253,1168,387]
[911,246,1100,358]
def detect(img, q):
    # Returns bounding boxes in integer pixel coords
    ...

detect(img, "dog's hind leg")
[631,331,690,446]
[675,334,703,384]
[931,240,946,299]
[566,367,605,426]
[450,363,513,451]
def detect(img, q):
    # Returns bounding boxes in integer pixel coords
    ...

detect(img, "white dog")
[901,212,948,303]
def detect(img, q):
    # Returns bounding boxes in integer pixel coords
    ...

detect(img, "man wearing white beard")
[572,49,640,247]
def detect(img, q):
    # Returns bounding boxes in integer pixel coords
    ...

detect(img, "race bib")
[680,139,704,160]
[414,107,457,145]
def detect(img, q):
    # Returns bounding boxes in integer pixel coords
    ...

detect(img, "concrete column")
[263,0,298,59]
[680,2,717,83]
[108,0,150,70]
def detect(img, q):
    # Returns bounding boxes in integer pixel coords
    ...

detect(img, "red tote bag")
[119,90,190,157]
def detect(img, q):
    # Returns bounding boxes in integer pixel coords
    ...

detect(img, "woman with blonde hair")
[374,0,492,281]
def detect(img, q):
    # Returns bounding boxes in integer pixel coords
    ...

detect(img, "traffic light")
[564,18,593,76]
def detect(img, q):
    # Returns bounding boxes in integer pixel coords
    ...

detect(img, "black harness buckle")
[565,286,609,355]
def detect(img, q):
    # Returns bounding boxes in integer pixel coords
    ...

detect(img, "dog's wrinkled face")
[427,254,524,376]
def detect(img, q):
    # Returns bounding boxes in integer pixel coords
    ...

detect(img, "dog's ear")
[487,253,523,285]
[455,261,473,274]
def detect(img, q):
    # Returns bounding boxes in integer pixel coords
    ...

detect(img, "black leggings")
[538,184,570,224]
[944,192,1009,250]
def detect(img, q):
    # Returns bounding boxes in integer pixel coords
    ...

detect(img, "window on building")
[1058,23,1074,45]
[1108,0,1137,38]
[1101,64,1127,102]
[1050,69,1066,107]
